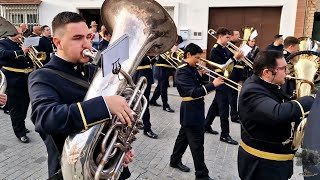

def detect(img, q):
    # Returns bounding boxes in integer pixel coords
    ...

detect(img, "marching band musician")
[28,11,134,179]
[283,36,300,59]
[238,50,314,180]
[149,51,175,113]
[204,27,243,145]
[281,36,300,98]
[228,29,245,121]
[132,55,159,139]
[35,25,56,65]
[169,43,224,180]
[0,26,33,143]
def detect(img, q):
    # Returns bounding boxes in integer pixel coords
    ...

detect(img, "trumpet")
[208,29,253,69]
[19,36,46,68]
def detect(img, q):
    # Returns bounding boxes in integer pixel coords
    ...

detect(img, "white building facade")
[0,0,298,50]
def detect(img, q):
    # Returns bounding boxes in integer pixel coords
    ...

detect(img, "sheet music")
[23,36,40,47]
[101,34,129,77]
[250,30,258,40]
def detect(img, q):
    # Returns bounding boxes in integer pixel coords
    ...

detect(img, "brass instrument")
[168,48,241,91]
[61,0,177,179]
[285,51,320,150]
[208,29,253,69]
[18,36,46,68]
[196,64,241,91]
[241,26,256,46]
[160,51,181,69]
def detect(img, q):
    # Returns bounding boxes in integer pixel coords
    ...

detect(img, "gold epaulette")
[213,44,218,48]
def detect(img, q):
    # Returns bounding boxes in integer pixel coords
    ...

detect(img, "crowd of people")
[0,7,319,180]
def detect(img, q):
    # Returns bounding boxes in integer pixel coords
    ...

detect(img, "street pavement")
[0,82,304,180]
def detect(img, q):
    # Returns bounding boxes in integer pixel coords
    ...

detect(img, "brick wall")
[295,0,320,37]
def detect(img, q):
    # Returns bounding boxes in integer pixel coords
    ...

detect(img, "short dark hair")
[41,25,49,32]
[274,34,283,40]
[52,11,85,36]
[253,50,284,76]
[216,27,231,36]
[284,36,300,48]
[183,43,203,58]
[231,30,239,36]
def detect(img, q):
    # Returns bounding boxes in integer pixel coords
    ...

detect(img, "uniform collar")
[252,74,280,90]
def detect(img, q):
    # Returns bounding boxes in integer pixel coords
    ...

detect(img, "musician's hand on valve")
[123,149,135,167]
[212,77,224,87]
[22,46,30,54]
[234,51,244,61]
[104,95,134,127]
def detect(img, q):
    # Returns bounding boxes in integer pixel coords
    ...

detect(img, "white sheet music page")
[101,34,129,77]
[23,36,40,47]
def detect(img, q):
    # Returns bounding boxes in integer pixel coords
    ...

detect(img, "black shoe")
[220,136,238,145]
[25,128,30,133]
[163,107,174,113]
[205,127,219,135]
[19,136,29,143]
[144,130,158,139]
[231,119,240,123]
[170,162,190,172]
[195,176,214,180]
[150,101,161,107]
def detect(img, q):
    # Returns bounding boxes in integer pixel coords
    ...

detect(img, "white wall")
[39,0,298,49]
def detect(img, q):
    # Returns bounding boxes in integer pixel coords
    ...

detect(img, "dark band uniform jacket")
[302,89,320,179]
[133,56,155,85]
[238,75,314,179]
[35,36,55,65]
[210,43,244,83]
[0,38,34,87]
[28,55,130,179]
[154,55,173,80]
[176,62,216,126]
[0,38,33,140]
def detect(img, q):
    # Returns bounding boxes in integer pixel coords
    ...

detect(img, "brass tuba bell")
[241,26,256,46]
[286,51,320,150]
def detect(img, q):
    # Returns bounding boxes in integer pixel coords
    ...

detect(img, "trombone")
[169,48,241,91]
[19,36,46,68]
[208,29,253,69]
[159,51,181,69]
[197,62,241,92]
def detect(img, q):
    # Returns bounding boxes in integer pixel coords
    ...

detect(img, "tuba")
[241,26,256,46]
[286,50,320,150]
[61,0,177,179]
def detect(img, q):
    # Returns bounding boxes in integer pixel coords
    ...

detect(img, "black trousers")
[238,146,293,180]
[229,87,239,120]
[142,83,152,132]
[205,97,219,129]
[6,85,29,138]
[170,126,209,178]
[150,78,169,108]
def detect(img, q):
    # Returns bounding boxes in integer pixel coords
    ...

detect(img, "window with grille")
[0,4,39,29]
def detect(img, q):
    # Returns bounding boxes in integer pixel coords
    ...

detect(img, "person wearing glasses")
[237,50,314,180]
